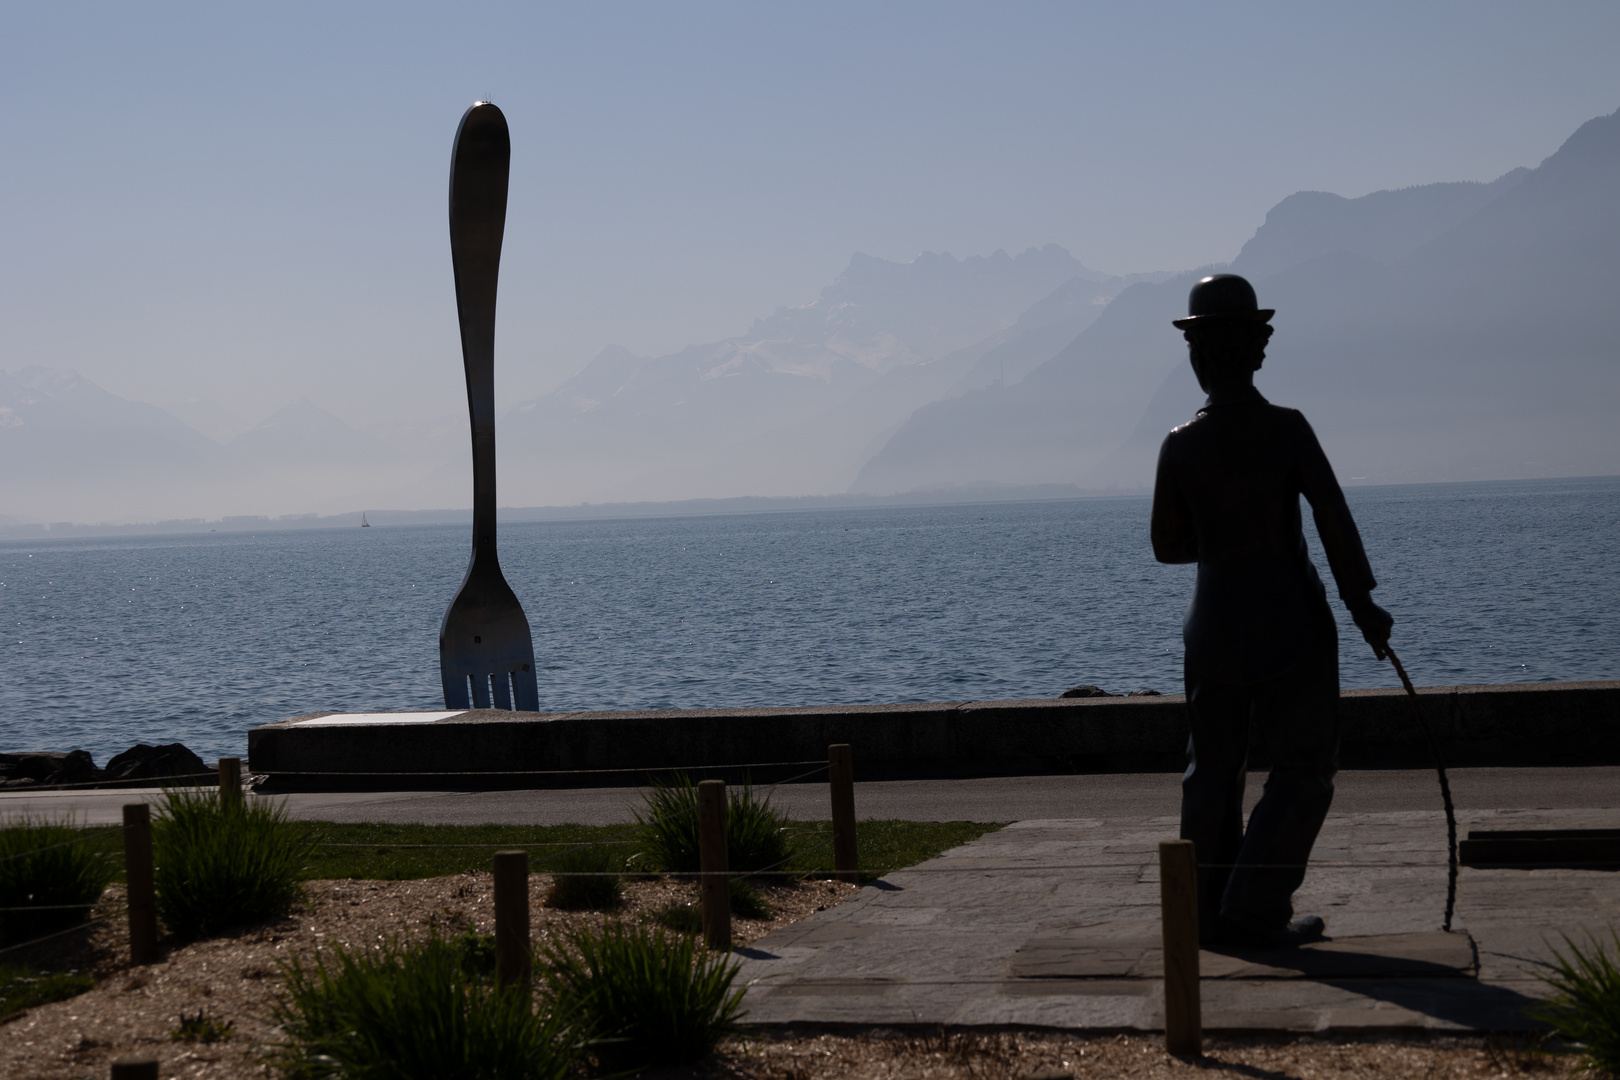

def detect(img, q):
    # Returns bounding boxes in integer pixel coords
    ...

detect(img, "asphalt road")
[7,766,1616,826]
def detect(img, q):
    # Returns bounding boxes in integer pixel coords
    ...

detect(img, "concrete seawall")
[248,680,1620,790]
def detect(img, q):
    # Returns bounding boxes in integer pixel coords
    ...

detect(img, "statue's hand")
[1349,599,1394,660]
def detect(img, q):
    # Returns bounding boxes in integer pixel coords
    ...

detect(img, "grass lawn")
[20,818,1002,884]
[297,819,1002,882]
[0,964,94,1021]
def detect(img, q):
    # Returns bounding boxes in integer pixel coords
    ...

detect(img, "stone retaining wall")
[247,680,1620,790]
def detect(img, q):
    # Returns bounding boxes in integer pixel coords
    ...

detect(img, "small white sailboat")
[361,512,370,528]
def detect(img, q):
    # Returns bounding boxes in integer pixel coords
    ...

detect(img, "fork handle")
[448,102,510,560]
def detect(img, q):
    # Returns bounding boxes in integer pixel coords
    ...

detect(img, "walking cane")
[1384,646,1459,932]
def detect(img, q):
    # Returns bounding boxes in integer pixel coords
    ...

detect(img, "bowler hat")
[1171,274,1274,329]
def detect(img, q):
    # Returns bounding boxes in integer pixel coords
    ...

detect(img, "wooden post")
[493,850,530,992]
[698,779,730,951]
[218,756,242,810]
[123,803,158,966]
[829,744,859,883]
[1159,839,1202,1057]
[110,1057,159,1080]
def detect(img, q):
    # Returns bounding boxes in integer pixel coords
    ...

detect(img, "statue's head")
[1172,274,1274,388]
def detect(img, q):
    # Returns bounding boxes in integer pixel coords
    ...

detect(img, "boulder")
[105,743,209,783]
[0,750,102,787]
[1061,685,1118,698]
[1127,689,1163,697]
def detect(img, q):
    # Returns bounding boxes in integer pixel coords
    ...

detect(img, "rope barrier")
[0,910,124,958]
[0,771,217,792]
[0,824,128,864]
[516,762,829,869]
[735,835,838,885]
[756,762,831,792]
[459,856,1608,876]
[256,759,831,778]
[312,839,642,849]
[0,758,825,791]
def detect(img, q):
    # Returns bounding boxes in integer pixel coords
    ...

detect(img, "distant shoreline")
[0,483,1145,539]
[2,474,1615,542]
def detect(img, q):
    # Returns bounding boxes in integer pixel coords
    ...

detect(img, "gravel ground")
[0,874,856,1079]
[0,877,1582,1080]
[656,1029,1578,1079]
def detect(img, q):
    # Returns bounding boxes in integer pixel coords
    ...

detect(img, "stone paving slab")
[734,808,1620,1032]
[1010,930,1474,979]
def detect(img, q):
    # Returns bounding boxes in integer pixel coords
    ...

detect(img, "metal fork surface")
[438,101,539,711]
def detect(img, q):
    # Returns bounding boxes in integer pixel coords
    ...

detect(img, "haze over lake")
[9,96,1620,526]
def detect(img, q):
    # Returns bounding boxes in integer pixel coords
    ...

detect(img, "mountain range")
[0,375,425,523]
[4,106,1617,524]
[854,108,1620,494]
[495,246,1169,505]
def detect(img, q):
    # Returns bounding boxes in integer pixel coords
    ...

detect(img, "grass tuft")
[540,919,745,1070]
[1532,927,1620,1076]
[170,1008,234,1043]
[0,816,115,946]
[453,930,498,978]
[542,845,623,912]
[153,787,312,939]
[634,774,794,874]
[272,935,573,1080]
[649,878,770,937]
[729,877,771,920]
[653,901,704,936]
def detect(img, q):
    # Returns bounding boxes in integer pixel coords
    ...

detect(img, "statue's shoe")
[1217,912,1327,949]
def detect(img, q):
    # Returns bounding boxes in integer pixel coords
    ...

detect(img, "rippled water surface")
[3,477,1617,762]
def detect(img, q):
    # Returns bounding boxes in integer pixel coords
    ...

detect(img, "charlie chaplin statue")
[1151,274,1393,948]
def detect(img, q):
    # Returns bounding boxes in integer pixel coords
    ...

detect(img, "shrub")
[729,877,771,920]
[649,878,769,938]
[453,930,498,978]
[653,901,704,936]
[152,787,311,939]
[1532,927,1620,1076]
[0,817,115,946]
[542,844,623,912]
[635,774,794,874]
[273,934,574,1080]
[540,920,745,1070]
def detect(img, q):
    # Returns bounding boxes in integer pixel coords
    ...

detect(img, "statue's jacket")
[1151,386,1376,685]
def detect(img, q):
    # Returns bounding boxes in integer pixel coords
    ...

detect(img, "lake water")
[3,476,1617,763]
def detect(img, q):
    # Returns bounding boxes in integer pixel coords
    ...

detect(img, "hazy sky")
[3,1,1618,438]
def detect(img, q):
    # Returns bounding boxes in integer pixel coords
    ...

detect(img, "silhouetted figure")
[1151,274,1393,948]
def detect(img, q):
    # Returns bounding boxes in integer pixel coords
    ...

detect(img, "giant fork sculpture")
[438,101,539,711]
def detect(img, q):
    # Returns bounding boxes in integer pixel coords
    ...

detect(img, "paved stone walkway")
[6,774,1616,1032]
[735,808,1620,1032]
